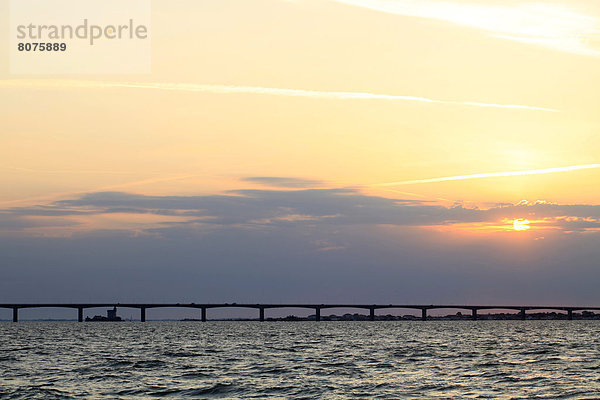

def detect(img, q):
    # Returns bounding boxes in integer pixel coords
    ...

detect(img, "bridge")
[2,303,600,322]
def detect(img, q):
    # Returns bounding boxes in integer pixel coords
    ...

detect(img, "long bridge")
[2,303,600,322]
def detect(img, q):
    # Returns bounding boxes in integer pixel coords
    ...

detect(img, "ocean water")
[1,321,599,399]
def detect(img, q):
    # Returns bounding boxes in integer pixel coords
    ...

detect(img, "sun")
[513,218,531,231]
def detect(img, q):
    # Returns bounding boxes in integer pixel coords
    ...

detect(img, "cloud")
[0,213,80,231]
[2,188,600,307]
[241,176,323,188]
[0,79,558,112]
[372,164,600,186]
[51,189,478,227]
[2,187,600,234]
[329,0,600,57]
[1,207,600,307]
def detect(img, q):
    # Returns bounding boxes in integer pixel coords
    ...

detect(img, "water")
[1,321,599,399]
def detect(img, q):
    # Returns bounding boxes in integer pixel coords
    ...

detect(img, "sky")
[1,0,600,319]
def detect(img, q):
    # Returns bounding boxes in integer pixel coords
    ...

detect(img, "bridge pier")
[315,307,321,321]
[472,309,478,321]
[12,307,18,322]
[259,307,265,322]
[140,307,146,322]
[519,309,526,320]
[568,310,573,320]
[369,307,375,321]
[78,307,83,322]
[421,309,427,321]
[201,307,207,322]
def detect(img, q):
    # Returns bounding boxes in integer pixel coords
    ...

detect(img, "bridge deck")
[2,303,598,322]
[2,303,600,310]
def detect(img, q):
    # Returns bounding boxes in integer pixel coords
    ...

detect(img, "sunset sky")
[1,0,599,318]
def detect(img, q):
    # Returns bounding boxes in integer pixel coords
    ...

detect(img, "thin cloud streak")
[373,164,600,186]
[0,80,558,112]
[4,166,136,175]
[329,0,600,57]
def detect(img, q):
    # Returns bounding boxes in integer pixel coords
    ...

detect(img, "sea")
[1,321,599,399]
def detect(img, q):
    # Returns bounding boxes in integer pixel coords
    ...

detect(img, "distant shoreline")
[4,311,600,322]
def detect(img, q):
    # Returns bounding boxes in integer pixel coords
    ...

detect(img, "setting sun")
[513,218,531,231]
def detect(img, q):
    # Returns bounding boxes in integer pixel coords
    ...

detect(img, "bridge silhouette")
[2,303,600,322]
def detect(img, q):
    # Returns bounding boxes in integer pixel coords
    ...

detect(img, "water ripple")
[1,321,600,398]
